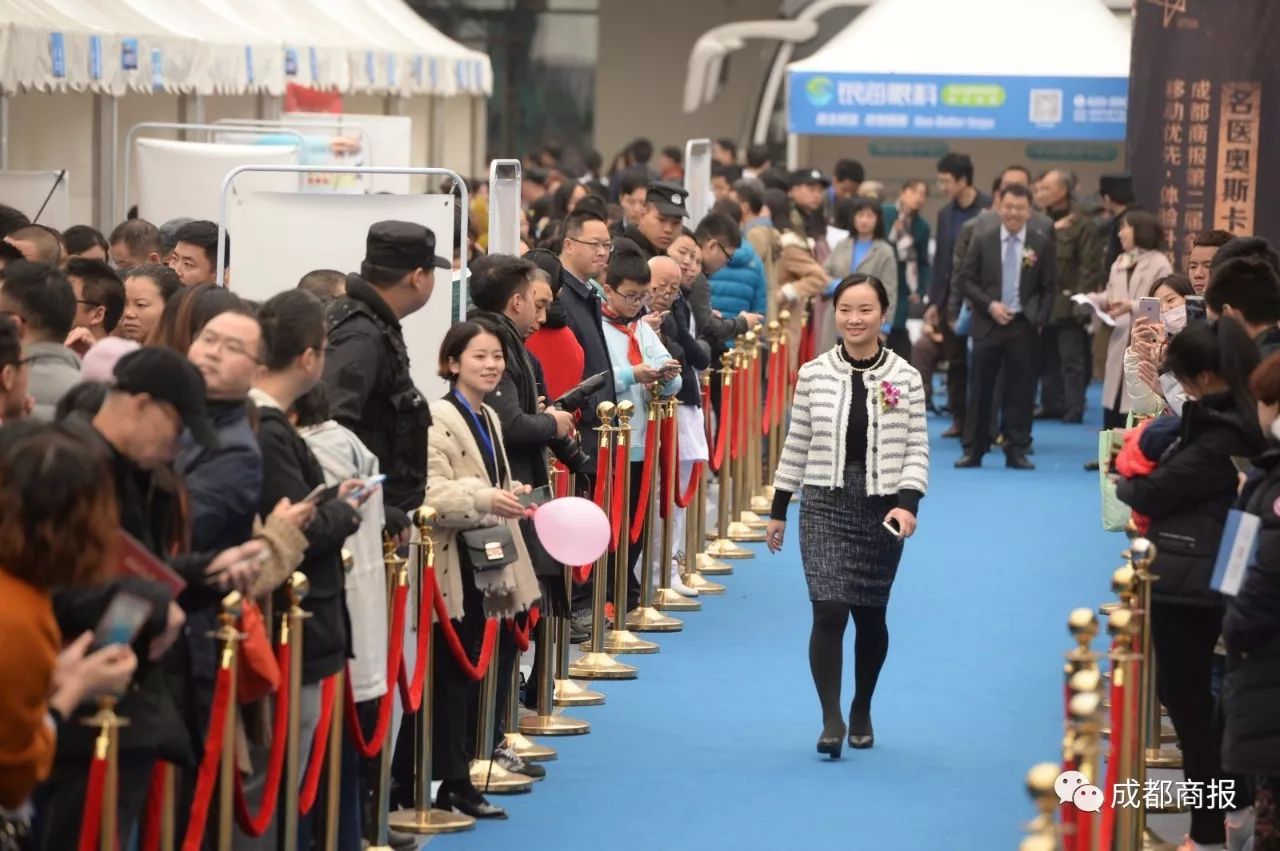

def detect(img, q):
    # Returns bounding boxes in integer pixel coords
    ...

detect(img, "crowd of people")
[3,129,1280,851]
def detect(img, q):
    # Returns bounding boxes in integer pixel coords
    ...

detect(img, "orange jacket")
[0,569,59,807]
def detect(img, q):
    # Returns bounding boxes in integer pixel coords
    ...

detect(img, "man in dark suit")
[954,183,1056,470]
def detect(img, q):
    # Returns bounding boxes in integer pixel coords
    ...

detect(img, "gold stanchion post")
[654,397,700,612]
[1129,538,1175,849]
[1018,763,1064,851]
[681,451,725,595]
[1108,576,1141,851]
[607,398,669,645]
[389,507,475,835]
[569,402,637,679]
[553,612,605,705]
[469,650,533,794]
[753,321,781,514]
[503,657,558,759]
[729,336,767,541]
[628,393,688,627]
[212,592,243,851]
[322,668,344,851]
[520,610,590,737]
[82,694,129,851]
[282,574,309,851]
[697,369,734,575]
[707,350,753,559]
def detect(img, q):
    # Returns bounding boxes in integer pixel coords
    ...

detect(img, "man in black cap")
[1097,172,1137,276]
[623,180,688,257]
[323,219,446,539]
[788,168,832,256]
[43,347,268,848]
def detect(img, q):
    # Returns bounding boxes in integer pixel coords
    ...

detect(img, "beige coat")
[1090,249,1174,414]
[425,398,540,621]
[776,232,829,373]
[821,237,900,353]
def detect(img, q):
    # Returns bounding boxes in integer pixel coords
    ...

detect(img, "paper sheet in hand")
[118,529,186,594]
[1071,293,1116,327]
[1211,509,1260,596]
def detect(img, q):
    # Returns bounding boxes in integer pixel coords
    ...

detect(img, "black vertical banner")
[1126,0,1280,268]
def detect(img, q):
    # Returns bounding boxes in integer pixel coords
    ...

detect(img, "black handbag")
[459,525,517,573]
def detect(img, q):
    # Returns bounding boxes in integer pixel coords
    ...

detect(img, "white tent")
[786,0,1130,144]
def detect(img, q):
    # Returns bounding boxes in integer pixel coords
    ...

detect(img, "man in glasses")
[0,260,78,421]
[0,315,31,423]
[64,257,125,356]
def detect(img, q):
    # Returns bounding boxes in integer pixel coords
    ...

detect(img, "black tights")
[809,601,889,734]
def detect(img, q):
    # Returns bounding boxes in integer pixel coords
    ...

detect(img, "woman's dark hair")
[1122,210,1162,251]
[148,282,245,352]
[834,196,886,240]
[0,420,118,589]
[437,318,503,381]
[1164,316,1260,429]
[523,248,563,295]
[763,188,792,232]
[54,381,109,421]
[831,273,890,313]
[604,239,650,288]
[1149,273,1195,299]
[292,383,331,429]
[127,263,181,304]
[257,290,325,372]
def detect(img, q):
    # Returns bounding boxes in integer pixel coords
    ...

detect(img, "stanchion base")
[738,510,768,530]
[553,678,605,706]
[696,552,734,574]
[504,732,557,761]
[387,807,475,835]
[653,587,702,612]
[603,628,660,654]
[727,521,767,542]
[705,539,753,560]
[626,605,682,633]
[469,759,534,793]
[519,712,590,737]
[750,495,772,513]
[1144,745,1183,768]
[567,651,637,680]
[682,572,726,595]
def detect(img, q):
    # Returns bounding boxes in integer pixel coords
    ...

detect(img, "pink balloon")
[532,497,611,566]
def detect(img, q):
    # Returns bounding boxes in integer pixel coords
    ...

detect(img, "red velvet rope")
[394,578,424,711]
[732,362,747,462]
[432,583,501,681]
[181,663,234,851]
[77,746,108,851]
[298,674,336,816]
[762,348,778,435]
[233,641,291,836]
[674,461,703,510]
[797,312,814,377]
[573,453,610,583]
[1060,680,1079,851]
[710,375,732,474]
[659,413,676,519]
[505,607,539,652]
[347,580,409,758]
[140,761,167,851]
[777,334,789,420]
[610,440,627,549]
[628,417,659,545]
[1100,659,1123,850]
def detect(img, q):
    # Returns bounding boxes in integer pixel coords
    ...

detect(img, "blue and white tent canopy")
[787,0,1131,141]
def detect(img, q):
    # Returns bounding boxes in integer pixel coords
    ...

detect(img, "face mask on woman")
[1161,304,1187,335]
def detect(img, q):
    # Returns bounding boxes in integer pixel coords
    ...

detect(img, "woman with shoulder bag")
[415,319,540,820]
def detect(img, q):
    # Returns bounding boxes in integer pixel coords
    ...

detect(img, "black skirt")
[798,464,905,607]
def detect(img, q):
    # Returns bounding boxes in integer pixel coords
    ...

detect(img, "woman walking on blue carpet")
[766,274,930,759]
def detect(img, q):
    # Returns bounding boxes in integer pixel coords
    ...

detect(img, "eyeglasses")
[195,327,260,363]
[567,237,613,254]
[613,290,649,306]
[76,299,102,308]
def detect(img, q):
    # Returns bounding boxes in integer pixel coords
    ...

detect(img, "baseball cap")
[790,168,832,188]
[113,347,220,449]
[364,220,451,271]
[646,181,689,219]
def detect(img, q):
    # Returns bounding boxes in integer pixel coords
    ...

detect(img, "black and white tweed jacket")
[773,346,929,496]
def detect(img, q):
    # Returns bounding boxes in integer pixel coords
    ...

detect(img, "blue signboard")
[284,47,298,77]
[89,35,102,80]
[788,71,1128,141]
[49,33,66,78]
[121,38,138,71]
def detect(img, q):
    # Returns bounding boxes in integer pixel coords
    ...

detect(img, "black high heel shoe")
[435,780,508,820]
[816,722,846,759]
[848,711,874,750]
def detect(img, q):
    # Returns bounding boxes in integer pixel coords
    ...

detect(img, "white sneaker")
[669,560,698,597]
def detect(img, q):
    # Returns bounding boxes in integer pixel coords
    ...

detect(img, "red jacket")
[526,325,584,402]
[1115,420,1157,534]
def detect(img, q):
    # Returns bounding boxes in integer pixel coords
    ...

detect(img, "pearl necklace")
[843,346,887,374]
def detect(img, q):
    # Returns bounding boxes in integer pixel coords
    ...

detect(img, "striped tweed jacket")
[773,346,930,496]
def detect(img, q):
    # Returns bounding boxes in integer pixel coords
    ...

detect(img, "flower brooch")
[1022,246,1038,269]
[879,380,901,412]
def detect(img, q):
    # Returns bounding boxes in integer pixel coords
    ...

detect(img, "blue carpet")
[428,388,1120,850]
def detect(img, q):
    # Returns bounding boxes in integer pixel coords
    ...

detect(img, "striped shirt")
[773,346,930,497]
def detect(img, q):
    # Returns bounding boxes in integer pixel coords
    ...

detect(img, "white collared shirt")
[1000,224,1028,247]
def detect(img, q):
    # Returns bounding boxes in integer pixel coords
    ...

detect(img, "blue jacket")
[708,239,767,317]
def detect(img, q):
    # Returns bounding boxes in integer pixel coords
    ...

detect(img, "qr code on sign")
[1030,89,1063,124]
